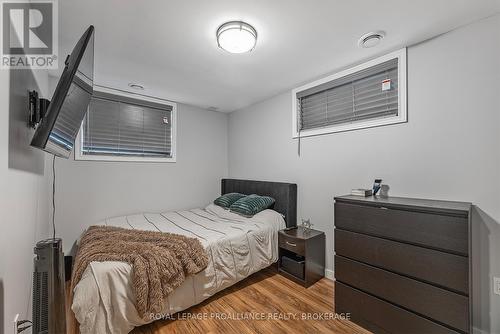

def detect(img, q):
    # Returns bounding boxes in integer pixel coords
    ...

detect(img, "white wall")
[52,103,228,252]
[0,68,51,333]
[228,15,500,333]
[0,68,227,334]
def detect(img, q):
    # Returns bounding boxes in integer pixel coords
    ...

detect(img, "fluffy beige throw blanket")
[71,225,208,318]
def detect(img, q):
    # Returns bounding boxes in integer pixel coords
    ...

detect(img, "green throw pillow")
[229,194,275,217]
[214,193,247,209]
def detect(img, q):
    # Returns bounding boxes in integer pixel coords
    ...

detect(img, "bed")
[71,179,297,334]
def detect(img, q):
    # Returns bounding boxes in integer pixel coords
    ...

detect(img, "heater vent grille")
[33,271,49,333]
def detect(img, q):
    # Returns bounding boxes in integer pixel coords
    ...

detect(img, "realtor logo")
[1,0,58,69]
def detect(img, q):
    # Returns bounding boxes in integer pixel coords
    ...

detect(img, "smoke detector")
[358,31,385,48]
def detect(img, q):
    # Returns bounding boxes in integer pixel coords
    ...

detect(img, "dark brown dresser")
[334,195,471,334]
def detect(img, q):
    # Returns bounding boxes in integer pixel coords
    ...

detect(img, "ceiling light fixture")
[358,31,385,48]
[128,83,144,90]
[216,21,257,54]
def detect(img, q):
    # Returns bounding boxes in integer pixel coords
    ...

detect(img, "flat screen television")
[31,25,95,158]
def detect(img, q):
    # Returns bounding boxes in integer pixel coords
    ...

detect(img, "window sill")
[74,154,177,163]
[293,113,407,138]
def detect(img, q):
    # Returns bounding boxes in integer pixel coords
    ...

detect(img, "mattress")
[71,203,286,334]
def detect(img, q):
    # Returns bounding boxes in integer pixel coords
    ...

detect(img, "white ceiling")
[58,0,500,112]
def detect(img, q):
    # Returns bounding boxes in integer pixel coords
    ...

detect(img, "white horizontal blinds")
[298,58,398,131]
[82,95,172,157]
[83,98,119,154]
[142,106,171,156]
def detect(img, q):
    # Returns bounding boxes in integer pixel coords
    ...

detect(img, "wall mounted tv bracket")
[28,90,50,128]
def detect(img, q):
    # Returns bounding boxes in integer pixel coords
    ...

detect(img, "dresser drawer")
[335,256,469,332]
[334,202,469,255]
[335,229,469,294]
[335,282,460,334]
[278,232,305,255]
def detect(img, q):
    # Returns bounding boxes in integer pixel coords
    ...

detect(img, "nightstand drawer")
[279,233,305,255]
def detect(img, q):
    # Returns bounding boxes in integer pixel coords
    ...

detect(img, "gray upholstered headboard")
[221,179,297,227]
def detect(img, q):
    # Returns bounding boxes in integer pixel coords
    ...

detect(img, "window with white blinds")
[75,90,177,162]
[292,49,407,137]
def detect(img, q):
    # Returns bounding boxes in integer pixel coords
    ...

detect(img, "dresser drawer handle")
[286,241,297,247]
[379,206,389,210]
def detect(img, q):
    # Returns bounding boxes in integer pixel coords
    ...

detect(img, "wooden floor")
[68,267,370,334]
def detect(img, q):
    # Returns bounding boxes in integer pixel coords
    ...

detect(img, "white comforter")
[71,204,286,334]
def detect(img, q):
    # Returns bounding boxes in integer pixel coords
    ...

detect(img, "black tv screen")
[31,25,94,158]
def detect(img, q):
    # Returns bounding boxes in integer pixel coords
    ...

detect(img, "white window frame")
[292,48,407,138]
[75,86,177,162]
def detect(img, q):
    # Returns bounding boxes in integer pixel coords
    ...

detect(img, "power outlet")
[494,277,500,296]
[13,314,19,334]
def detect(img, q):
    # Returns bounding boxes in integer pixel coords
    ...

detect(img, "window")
[75,88,177,162]
[292,48,407,137]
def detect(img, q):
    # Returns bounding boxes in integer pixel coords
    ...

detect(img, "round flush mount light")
[128,83,144,90]
[358,31,385,48]
[216,21,257,54]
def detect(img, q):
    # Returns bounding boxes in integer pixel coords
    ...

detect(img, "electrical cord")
[298,128,301,156]
[16,157,57,333]
[297,98,303,157]
[52,154,56,240]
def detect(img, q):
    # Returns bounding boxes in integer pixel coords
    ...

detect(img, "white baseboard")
[325,269,334,280]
